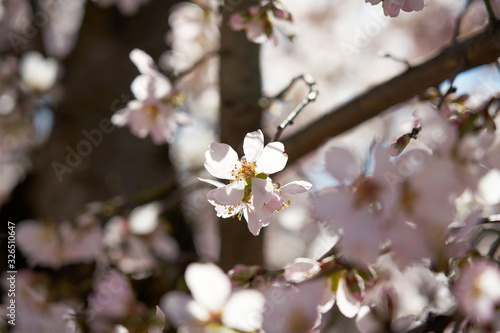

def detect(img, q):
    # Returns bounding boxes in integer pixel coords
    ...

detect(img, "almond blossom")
[314,143,397,265]
[365,0,428,17]
[455,260,500,324]
[111,49,189,144]
[229,0,293,44]
[200,129,311,235]
[161,262,265,332]
[262,278,326,333]
[17,218,103,268]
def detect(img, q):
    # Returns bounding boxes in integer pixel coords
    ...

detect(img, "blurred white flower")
[19,51,59,92]
[161,262,265,332]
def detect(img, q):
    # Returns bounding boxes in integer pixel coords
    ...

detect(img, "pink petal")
[372,143,392,176]
[204,142,239,180]
[160,291,210,326]
[130,75,153,101]
[243,130,264,163]
[251,177,273,207]
[325,146,360,184]
[280,181,312,196]
[284,258,320,283]
[207,181,245,205]
[185,263,231,313]
[245,206,272,236]
[222,290,266,332]
[255,142,288,175]
[229,13,245,30]
[337,276,361,318]
[313,187,351,223]
[318,277,336,314]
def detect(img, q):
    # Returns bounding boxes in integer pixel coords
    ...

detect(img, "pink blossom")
[284,258,336,315]
[365,0,428,17]
[229,1,293,44]
[161,263,265,332]
[200,129,292,235]
[111,49,189,144]
[314,143,396,265]
[17,218,103,268]
[455,261,500,323]
[262,279,326,333]
[1,270,77,333]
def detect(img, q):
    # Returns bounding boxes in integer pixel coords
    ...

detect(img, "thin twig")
[172,50,220,83]
[281,22,500,165]
[273,74,318,142]
[437,55,465,111]
[378,51,411,69]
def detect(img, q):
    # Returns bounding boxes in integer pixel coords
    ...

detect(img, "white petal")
[222,290,266,332]
[185,263,231,313]
[205,142,239,180]
[208,181,245,205]
[356,306,384,333]
[255,142,288,174]
[251,177,273,207]
[198,177,225,188]
[318,277,336,314]
[128,202,161,235]
[284,258,320,283]
[131,75,152,101]
[324,146,360,184]
[280,181,312,196]
[243,130,264,163]
[245,206,264,236]
[160,291,210,326]
[130,48,156,74]
[111,109,130,127]
[337,277,361,318]
[313,188,351,223]
[148,306,166,333]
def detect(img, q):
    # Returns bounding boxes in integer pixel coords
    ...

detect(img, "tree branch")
[282,22,500,164]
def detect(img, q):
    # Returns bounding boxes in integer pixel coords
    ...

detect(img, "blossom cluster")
[229,0,294,44]
[365,0,429,17]
[200,129,312,235]
[111,49,189,144]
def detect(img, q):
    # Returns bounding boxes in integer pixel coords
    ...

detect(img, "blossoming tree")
[1,0,500,332]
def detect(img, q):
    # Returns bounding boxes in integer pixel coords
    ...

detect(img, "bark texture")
[219,0,264,270]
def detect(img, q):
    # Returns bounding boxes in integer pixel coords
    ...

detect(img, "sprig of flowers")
[200,129,311,235]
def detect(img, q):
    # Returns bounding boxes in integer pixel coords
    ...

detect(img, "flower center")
[143,105,159,120]
[231,160,256,181]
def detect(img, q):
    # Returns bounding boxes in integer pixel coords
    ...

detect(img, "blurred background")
[1,0,500,331]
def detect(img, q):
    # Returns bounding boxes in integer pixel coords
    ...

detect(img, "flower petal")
[130,48,156,74]
[280,181,312,196]
[222,290,266,332]
[207,181,245,205]
[160,291,210,327]
[198,177,225,188]
[185,263,231,313]
[243,130,264,163]
[251,177,273,207]
[337,276,361,318]
[205,142,239,180]
[255,142,288,174]
[325,146,360,184]
[284,258,321,283]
